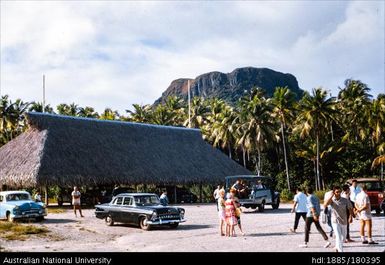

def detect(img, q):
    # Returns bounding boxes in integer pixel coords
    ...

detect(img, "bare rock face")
[154,67,303,105]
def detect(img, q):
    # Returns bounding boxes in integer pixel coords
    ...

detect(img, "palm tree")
[0,96,30,145]
[126,104,152,123]
[184,97,209,129]
[295,88,336,190]
[29,102,54,113]
[78,106,99,118]
[272,86,296,190]
[338,79,372,142]
[100,108,119,120]
[238,93,275,175]
[211,104,237,158]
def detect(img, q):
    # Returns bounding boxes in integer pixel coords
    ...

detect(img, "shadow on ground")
[242,208,291,214]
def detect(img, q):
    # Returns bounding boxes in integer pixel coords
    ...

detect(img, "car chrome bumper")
[147,219,186,225]
[13,213,46,219]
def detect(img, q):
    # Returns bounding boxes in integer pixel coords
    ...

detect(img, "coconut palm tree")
[56,103,80,116]
[0,96,30,145]
[211,104,237,158]
[184,97,209,129]
[272,86,296,190]
[29,102,54,113]
[238,93,275,175]
[294,88,336,190]
[100,108,119,120]
[338,79,372,142]
[369,95,385,179]
[78,106,99,118]
[126,104,152,123]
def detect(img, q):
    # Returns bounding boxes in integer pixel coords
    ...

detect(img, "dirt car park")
[0,203,384,252]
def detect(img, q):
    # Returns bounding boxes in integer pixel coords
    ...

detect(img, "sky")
[1,1,384,114]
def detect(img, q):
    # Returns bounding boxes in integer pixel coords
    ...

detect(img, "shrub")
[280,188,294,202]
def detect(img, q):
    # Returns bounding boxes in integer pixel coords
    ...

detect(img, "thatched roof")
[0,113,251,188]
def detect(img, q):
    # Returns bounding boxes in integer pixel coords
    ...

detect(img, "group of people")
[290,180,378,252]
[214,185,245,237]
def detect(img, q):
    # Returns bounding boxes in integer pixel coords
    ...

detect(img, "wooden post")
[174,186,177,204]
[44,186,48,206]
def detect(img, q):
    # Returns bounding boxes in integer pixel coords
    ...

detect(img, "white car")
[0,191,47,222]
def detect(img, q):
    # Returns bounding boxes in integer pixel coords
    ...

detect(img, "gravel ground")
[0,203,384,252]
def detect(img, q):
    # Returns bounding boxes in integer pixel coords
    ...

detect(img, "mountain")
[154,67,304,105]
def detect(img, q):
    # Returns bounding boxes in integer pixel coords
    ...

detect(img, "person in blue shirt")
[160,191,169,206]
[299,186,331,249]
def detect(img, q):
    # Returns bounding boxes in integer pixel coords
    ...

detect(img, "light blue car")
[0,191,47,222]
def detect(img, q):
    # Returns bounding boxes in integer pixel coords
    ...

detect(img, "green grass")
[0,222,49,241]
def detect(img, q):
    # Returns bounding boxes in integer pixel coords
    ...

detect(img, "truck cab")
[225,175,280,212]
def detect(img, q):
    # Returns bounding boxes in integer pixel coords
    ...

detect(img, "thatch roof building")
[0,113,251,188]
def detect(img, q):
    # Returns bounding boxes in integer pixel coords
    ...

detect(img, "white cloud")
[1,1,384,114]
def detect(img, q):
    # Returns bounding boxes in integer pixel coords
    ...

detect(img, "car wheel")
[272,198,280,210]
[6,212,14,222]
[139,216,151,231]
[105,215,114,226]
[258,201,265,212]
[169,223,179,229]
[375,209,381,215]
[36,216,45,222]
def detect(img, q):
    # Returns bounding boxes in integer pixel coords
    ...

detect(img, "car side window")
[123,197,133,206]
[114,197,123,205]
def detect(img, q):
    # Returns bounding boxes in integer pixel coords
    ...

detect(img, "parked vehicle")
[94,193,186,230]
[0,191,47,222]
[163,186,198,204]
[225,175,280,212]
[347,178,385,215]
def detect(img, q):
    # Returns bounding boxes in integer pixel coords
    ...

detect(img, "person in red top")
[224,192,237,237]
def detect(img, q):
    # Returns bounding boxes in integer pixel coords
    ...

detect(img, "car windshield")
[6,193,31,201]
[360,181,383,191]
[134,195,160,206]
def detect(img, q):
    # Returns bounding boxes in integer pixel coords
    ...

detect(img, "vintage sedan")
[0,191,47,222]
[94,193,186,230]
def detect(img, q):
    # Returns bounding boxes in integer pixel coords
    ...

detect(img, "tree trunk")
[256,148,261,176]
[316,133,320,190]
[281,123,290,190]
[313,161,318,191]
[242,145,246,168]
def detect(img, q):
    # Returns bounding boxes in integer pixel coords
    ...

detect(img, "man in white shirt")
[355,184,378,244]
[213,185,221,211]
[290,187,308,233]
[71,186,84,217]
[324,186,353,252]
[349,180,361,203]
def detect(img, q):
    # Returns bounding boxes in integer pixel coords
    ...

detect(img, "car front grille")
[22,209,40,215]
[158,214,180,220]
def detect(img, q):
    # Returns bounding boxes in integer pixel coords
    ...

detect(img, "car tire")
[169,223,179,229]
[105,215,114,226]
[139,216,151,231]
[258,201,265,212]
[272,198,280,210]
[375,209,381,215]
[36,216,44,222]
